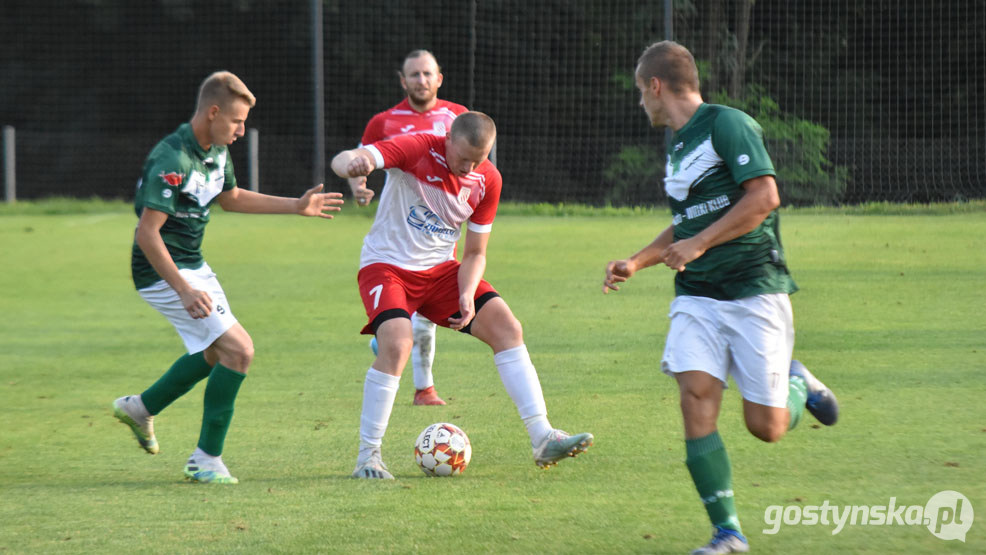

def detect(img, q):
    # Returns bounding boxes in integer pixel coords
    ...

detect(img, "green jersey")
[665,103,797,300]
[131,123,237,289]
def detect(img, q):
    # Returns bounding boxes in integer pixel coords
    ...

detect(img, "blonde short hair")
[196,71,256,113]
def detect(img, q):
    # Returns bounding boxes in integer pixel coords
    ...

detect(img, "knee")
[747,419,787,443]
[224,341,255,373]
[380,333,414,358]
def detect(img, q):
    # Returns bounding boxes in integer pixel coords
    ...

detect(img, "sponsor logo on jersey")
[159,171,185,186]
[407,205,456,237]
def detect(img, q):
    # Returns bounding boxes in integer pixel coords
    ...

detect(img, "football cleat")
[413,386,446,406]
[369,337,378,356]
[352,451,395,480]
[532,429,593,468]
[183,460,239,484]
[112,395,159,454]
[790,360,839,425]
[691,526,749,554]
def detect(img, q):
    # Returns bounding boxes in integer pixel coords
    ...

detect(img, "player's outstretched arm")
[603,224,674,293]
[217,184,344,218]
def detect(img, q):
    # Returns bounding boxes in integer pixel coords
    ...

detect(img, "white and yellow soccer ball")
[414,422,472,477]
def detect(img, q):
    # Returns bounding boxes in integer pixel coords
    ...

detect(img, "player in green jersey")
[113,71,344,484]
[602,42,839,554]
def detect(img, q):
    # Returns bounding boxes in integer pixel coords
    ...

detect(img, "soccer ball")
[414,422,472,477]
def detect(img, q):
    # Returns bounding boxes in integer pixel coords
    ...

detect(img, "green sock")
[787,375,808,430]
[197,364,246,457]
[685,431,742,533]
[140,352,213,415]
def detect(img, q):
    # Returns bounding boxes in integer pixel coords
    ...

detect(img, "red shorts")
[357,260,499,335]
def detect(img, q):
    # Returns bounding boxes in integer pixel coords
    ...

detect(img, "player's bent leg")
[741,401,788,443]
[465,296,524,353]
[790,360,839,425]
[204,323,254,374]
[470,298,592,468]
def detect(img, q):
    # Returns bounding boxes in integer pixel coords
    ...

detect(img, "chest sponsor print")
[181,152,227,207]
[406,205,456,238]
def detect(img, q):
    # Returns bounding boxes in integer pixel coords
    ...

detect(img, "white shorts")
[660,293,794,408]
[138,262,238,354]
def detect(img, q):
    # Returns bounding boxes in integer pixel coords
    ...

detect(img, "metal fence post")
[248,127,259,192]
[3,125,14,203]
[311,0,326,188]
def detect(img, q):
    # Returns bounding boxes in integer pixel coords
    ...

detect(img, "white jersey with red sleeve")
[359,133,501,271]
[360,98,468,145]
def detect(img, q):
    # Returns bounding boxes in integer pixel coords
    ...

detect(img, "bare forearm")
[135,227,192,294]
[629,225,674,272]
[458,253,487,299]
[690,178,779,251]
[219,189,300,214]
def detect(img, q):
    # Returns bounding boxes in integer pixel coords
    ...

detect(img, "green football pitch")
[1,202,983,553]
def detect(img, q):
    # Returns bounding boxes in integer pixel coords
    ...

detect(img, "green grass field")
[1,201,984,553]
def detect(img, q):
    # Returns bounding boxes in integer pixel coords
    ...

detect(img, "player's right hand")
[603,259,635,293]
[180,288,214,319]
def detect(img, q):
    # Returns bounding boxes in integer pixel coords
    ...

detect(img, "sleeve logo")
[159,171,185,186]
[737,154,750,166]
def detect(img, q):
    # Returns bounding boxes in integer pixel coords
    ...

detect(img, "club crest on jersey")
[457,186,472,204]
[159,171,185,186]
[407,205,456,238]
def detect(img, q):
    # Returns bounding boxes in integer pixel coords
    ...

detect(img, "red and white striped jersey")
[360,133,501,271]
[360,98,468,145]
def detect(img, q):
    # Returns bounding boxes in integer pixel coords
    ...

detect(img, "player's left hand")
[448,294,476,331]
[661,237,705,272]
[603,259,635,293]
[297,184,344,218]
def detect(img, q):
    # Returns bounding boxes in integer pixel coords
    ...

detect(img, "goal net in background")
[1,0,983,205]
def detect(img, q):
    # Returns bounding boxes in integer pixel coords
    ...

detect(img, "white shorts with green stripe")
[660,293,794,408]
[138,262,238,354]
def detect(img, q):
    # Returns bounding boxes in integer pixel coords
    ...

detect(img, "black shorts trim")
[370,309,411,334]
[455,291,501,335]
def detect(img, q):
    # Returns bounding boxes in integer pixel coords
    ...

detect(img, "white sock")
[190,446,229,474]
[358,367,400,462]
[411,313,437,390]
[493,345,551,445]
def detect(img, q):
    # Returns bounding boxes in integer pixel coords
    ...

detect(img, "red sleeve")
[360,113,386,145]
[371,133,435,171]
[469,162,502,227]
